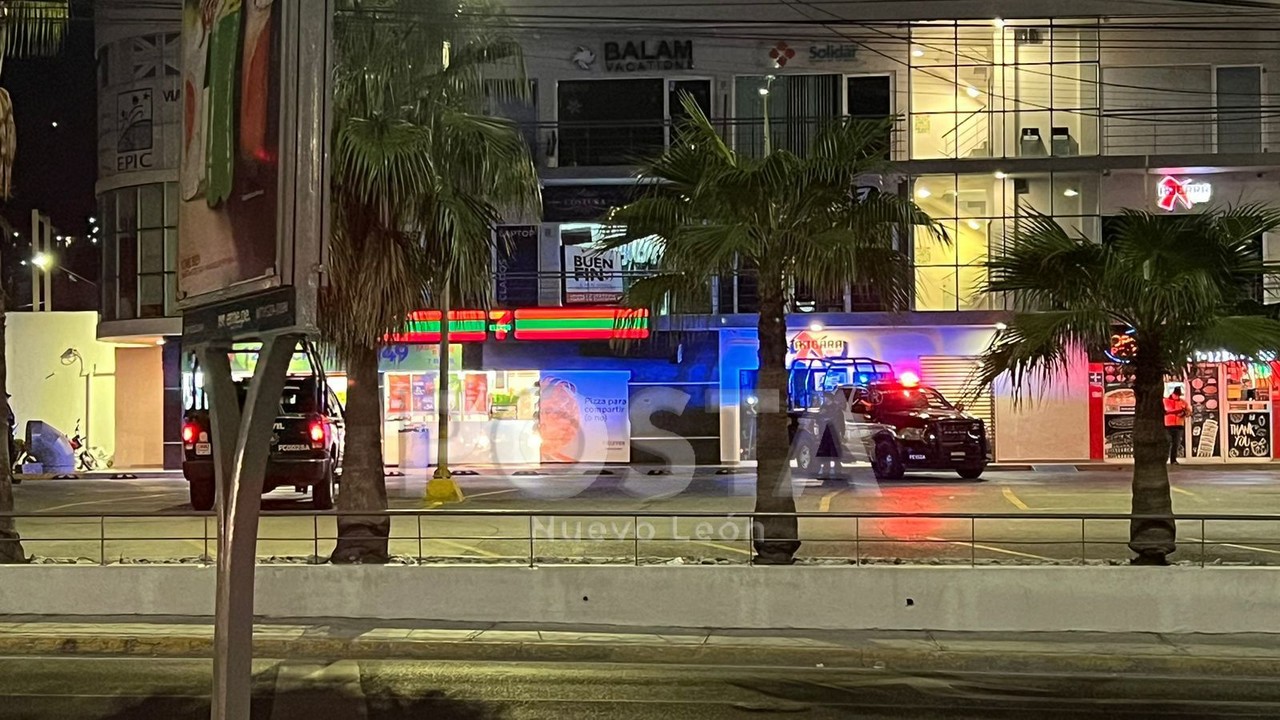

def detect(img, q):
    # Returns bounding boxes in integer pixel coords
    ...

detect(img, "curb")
[3,632,1279,678]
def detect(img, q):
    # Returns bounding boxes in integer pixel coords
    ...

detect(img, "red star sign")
[1157,176,1192,211]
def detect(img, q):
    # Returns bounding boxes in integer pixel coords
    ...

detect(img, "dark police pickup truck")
[793,377,988,481]
[182,375,345,510]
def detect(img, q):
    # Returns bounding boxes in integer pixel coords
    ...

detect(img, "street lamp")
[31,253,50,270]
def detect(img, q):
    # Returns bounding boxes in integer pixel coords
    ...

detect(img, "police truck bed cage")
[788,356,895,412]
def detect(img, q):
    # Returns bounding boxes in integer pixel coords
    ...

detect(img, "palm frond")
[1,1,67,59]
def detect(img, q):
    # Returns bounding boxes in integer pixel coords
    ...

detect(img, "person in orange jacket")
[1163,387,1190,465]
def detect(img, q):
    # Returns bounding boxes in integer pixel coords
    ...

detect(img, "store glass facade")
[909,21,1100,160]
[911,170,1102,311]
[100,181,179,322]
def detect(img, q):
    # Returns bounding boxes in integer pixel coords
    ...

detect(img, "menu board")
[1187,363,1222,459]
[1102,362,1136,459]
[1227,411,1271,459]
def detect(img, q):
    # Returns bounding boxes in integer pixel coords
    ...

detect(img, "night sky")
[2,7,99,311]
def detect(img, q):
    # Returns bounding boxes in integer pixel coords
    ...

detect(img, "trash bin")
[398,425,431,470]
[26,421,74,474]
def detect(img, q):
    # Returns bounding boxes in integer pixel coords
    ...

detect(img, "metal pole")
[42,218,52,312]
[99,515,105,565]
[1201,518,1206,568]
[524,515,535,566]
[1080,517,1086,565]
[854,516,860,567]
[970,517,976,566]
[633,515,640,567]
[435,280,452,478]
[29,210,39,312]
[417,514,423,562]
[203,334,299,720]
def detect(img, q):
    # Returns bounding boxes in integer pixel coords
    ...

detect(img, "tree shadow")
[81,662,508,720]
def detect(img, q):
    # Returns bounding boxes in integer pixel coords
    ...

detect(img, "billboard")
[539,370,631,463]
[179,0,282,301]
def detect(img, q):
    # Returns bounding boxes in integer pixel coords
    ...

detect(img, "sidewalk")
[2,615,1279,677]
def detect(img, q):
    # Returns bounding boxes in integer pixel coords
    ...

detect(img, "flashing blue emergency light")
[857,374,869,384]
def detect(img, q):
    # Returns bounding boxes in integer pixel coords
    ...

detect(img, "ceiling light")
[967,219,981,230]
[911,47,924,57]
[1063,188,1079,197]
[995,322,1008,331]
[916,187,931,199]
[809,322,825,332]
[966,86,980,98]
[994,18,1006,28]
[994,171,1007,180]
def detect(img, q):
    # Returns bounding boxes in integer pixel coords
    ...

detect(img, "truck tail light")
[309,419,326,448]
[182,423,197,446]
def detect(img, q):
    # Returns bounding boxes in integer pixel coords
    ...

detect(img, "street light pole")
[29,210,53,312]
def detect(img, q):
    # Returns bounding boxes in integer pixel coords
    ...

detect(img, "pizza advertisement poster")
[537,371,630,463]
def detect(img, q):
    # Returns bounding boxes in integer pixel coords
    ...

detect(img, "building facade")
[98,1,1280,466]
[95,0,185,468]
[498,2,1280,463]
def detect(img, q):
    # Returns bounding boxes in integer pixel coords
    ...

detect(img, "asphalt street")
[9,467,1280,564]
[4,656,1280,719]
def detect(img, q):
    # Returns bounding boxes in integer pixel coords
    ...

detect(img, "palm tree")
[325,0,539,562]
[0,0,69,564]
[975,207,1280,565]
[602,97,937,564]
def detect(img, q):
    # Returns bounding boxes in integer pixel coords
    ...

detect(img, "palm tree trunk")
[434,279,451,478]
[752,271,800,564]
[1128,341,1176,564]
[331,343,389,563]
[0,290,26,564]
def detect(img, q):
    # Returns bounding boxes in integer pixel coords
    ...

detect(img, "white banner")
[563,245,623,304]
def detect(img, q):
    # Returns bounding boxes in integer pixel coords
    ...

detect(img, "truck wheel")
[312,463,335,510]
[190,480,215,511]
[872,439,904,480]
[957,465,986,480]
[793,432,819,477]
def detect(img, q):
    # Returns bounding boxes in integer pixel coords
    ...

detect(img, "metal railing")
[5,509,1280,568]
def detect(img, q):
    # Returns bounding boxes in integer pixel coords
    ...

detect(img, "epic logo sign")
[1156,176,1212,211]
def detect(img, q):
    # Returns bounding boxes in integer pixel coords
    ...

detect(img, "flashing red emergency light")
[899,370,920,387]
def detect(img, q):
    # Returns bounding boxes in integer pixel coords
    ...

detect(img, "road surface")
[9,467,1280,564]
[4,656,1280,719]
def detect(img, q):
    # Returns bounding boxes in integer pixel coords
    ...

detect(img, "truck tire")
[793,432,819,477]
[312,462,335,510]
[190,480,215,511]
[872,439,904,480]
[957,465,986,480]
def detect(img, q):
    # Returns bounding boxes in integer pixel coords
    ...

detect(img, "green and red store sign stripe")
[389,308,650,344]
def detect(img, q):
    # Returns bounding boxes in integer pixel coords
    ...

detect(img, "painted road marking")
[818,488,846,513]
[1001,487,1030,510]
[1185,537,1280,555]
[697,541,752,556]
[38,492,175,514]
[466,488,520,500]
[925,536,1053,561]
[431,538,503,558]
[1172,486,1197,497]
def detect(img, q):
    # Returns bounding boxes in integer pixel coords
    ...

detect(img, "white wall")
[6,565,1280,634]
[994,351,1092,462]
[7,312,117,457]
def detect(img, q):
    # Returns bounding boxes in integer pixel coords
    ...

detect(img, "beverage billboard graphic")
[178,0,282,301]
[538,371,630,463]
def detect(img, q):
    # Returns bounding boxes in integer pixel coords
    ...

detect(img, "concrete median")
[1,616,1280,679]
